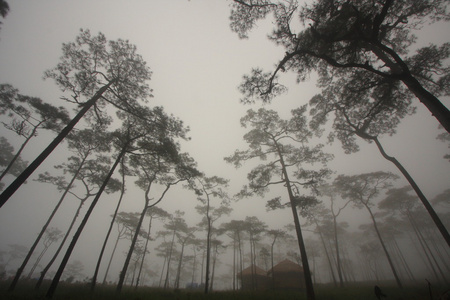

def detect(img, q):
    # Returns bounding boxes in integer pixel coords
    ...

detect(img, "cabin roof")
[237,265,267,276]
[268,259,303,274]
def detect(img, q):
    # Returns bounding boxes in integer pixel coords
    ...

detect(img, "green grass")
[0,280,447,300]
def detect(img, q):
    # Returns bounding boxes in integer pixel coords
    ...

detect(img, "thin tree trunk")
[332,214,344,287]
[102,225,123,285]
[8,155,86,292]
[91,157,126,292]
[233,236,236,290]
[46,143,126,299]
[314,218,337,287]
[116,201,148,292]
[0,124,38,182]
[204,198,212,294]
[163,229,176,289]
[175,241,185,289]
[270,237,275,289]
[275,142,315,300]
[365,205,402,288]
[135,215,153,289]
[210,244,217,292]
[372,137,450,247]
[409,216,441,282]
[0,81,114,208]
[27,243,50,279]
[35,198,86,290]
[158,255,167,287]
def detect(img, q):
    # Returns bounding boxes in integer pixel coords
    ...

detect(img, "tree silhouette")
[0,84,69,184]
[229,0,450,131]
[308,71,450,247]
[188,175,230,294]
[225,106,332,300]
[335,171,403,288]
[0,28,152,206]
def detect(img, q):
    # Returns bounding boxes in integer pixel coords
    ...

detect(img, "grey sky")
[0,0,448,286]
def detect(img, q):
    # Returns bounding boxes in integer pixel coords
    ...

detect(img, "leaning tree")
[334,171,403,288]
[229,0,450,131]
[308,70,450,247]
[0,28,152,207]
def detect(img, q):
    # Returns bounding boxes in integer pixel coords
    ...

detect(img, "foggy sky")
[0,0,448,288]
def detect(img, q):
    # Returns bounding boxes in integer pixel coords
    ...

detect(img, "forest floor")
[0,280,448,300]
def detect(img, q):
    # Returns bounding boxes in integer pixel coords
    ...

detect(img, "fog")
[0,0,448,294]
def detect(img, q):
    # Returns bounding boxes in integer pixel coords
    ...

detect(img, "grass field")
[0,280,448,300]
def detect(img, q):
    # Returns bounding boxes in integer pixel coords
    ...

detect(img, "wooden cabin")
[236,265,270,290]
[267,259,305,290]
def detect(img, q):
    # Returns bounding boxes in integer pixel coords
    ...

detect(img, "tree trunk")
[102,225,123,285]
[332,214,344,287]
[372,137,450,247]
[0,81,114,208]
[210,244,217,292]
[400,74,450,133]
[91,157,126,292]
[204,197,212,294]
[8,155,86,292]
[27,243,50,279]
[175,241,186,289]
[35,198,86,290]
[163,229,176,289]
[0,124,37,182]
[135,215,153,290]
[365,204,402,288]
[45,143,126,299]
[116,201,148,292]
[314,219,337,287]
[275,142,315,300]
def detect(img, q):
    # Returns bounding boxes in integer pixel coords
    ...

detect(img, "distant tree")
[1,244,27,275]
[46,127,135,298]
[116,133,199,292]
[225,107,332,300]
[220,220,247,290]
[379,187,449,284]
[91,155,129,291]
[62,260,84,283]
[0,28,152,206]
[243,216,267,291]
[34,152,121,290]
[266,229,285,288]
[436,127,450,162]
[335,171,403,288]
[135,206,170,289]
[0,0,9,30]
[0,137,27,191]
[160,211,186,289]
[209,238,226,291]
[9,127,113,292]
[102,211,140,284]
[308,72,450,247]
[189,175,230,294]
[174,224,196,289]
[0,84,69,184]
[26,227,62,280]
[300,202,338,286]
[317,182,352,287]
[229,0,450,132]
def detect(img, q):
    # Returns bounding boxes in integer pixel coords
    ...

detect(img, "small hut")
[237,265,270,290]
[267,259,304,290]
